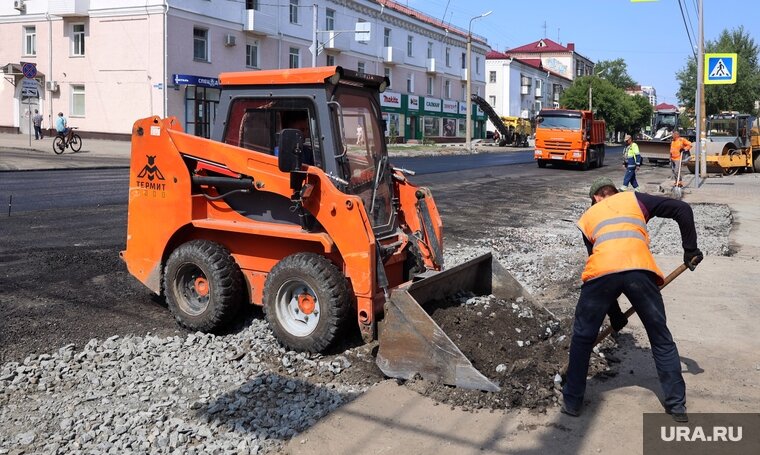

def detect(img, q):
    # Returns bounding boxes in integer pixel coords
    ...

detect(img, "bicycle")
[53,127,82,154]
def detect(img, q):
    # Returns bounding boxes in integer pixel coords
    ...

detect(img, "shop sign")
[424,97,441,112]
[380,91,402,108]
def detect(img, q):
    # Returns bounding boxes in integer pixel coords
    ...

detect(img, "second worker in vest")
[670,131,692,186]
[621,134,642,192]
[561,177,703,423]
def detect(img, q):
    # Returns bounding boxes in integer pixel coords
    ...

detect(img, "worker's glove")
[683,248,704,271]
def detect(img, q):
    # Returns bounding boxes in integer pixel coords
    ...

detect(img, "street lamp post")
[465,10,491,152]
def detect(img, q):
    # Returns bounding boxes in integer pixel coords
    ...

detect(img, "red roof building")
[500,38,595,81]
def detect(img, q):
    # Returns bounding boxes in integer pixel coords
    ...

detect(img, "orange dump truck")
[534,109,606,170]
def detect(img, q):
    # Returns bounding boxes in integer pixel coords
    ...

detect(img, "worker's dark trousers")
[563,270,686,414]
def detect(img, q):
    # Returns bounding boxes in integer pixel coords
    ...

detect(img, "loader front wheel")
[264,253,350,352]
[164,240,244,333]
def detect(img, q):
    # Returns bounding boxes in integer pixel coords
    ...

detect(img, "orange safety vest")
[577,192,664,284]
[670,137,692,160]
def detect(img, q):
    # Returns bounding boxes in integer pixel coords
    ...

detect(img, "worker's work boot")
[560,400,581,417]
[618,186,627,192]
[667,409,689,423]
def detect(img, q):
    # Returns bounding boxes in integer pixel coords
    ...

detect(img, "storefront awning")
[2,63,45,79]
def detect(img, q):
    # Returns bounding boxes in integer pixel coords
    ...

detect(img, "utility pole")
[466,11,491,152]
[695,0,705,186]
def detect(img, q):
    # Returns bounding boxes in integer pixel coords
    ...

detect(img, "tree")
[676,26,760,116]
[595,59,637,90]
[559,76,652,135]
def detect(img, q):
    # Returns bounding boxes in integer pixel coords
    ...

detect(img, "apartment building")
[484,38,593,133]
[0,0,489,141]
[626,85,657,107]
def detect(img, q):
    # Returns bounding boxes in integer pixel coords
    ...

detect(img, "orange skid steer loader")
[121,67,530,392]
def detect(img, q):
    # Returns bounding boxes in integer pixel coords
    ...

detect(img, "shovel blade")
[376,253,532,392]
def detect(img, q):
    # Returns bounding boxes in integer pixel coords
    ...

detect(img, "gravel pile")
[0,320,369,454]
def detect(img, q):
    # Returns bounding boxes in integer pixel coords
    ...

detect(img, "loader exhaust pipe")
[376,253,533,392]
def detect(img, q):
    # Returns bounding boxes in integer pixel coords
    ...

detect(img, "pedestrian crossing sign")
[704,53,737,85]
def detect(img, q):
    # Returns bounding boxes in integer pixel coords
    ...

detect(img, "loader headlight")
[534,150,542,157]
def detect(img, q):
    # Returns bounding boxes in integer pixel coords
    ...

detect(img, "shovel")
[670,154,685,200]
[559,261,693,379]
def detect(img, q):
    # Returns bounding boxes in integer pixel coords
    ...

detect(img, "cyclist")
[55,112,74,145]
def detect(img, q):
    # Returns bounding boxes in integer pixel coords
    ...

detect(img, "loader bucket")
[375,253,533,392]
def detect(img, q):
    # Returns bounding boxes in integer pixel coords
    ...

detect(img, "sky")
[404,0,760,107]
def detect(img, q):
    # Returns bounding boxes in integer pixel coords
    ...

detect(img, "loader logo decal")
[137,155,165,182]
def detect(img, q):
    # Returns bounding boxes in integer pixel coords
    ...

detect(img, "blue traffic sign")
[704,53,737,85]
[21,62,37,79]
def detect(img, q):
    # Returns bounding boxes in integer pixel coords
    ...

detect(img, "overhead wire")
[677,0,698,60]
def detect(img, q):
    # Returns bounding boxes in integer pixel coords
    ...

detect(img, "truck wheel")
[581,152,591,171]
[264,253,350,352]
[537,159,547,168]
[164,240,244,333]
[596,147,604,168]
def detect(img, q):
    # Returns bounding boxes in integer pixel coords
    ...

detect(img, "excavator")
[121,67,532,392]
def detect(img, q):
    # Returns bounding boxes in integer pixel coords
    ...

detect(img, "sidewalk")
[283,174,760,454]
[0,132,131,171]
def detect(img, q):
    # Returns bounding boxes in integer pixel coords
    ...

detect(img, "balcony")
[383,46,401,65]
[48,0,89,16]
[323,31,349,52]
[243,9,277,36]
[426,58,437,74]
[460,68,468,81]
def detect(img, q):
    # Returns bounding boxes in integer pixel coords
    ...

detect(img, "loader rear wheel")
[164,240,244,333]
[264,253,350,353]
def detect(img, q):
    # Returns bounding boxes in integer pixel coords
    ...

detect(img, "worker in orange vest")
[561,177,703,423]
[670,131,692,185]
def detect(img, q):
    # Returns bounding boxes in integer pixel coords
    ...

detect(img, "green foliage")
[559,76,652,134]
[676,26,760,116]
[595,59,637,90]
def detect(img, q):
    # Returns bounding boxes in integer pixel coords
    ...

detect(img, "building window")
[325,8,335,30]
[475,57,481,74]
[521,75,531,86]
[246,42,259,68]
[426,76,433,95]
[407,35,413,57]
[445,47,450,67]
[193,28,209,61]
[383,28,391,47]
[444,80,451,98]
[245,0,258,9]
[326,54,335,66]
[427,42,433,59]
[357,61,365,75]
[423,117,440,136]
[384,67,391,81]
[489,95,496,106]
[71,84,85,117]
[289,0,299,24]
[72,23,85,56]
[489,71,496,83]
[406,74,413,93]
[23,26,36,56]
[461,52,466,69]
[461,83,466,101]
[289,47,300,68]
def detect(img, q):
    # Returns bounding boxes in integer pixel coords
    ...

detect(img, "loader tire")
[264,253,350,353]
[164,240,244,333]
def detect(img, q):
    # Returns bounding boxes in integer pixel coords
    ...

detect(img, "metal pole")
[588,82,592,112]
[312,4,318,68]
[695,0,705,186]
[465,33,472,152]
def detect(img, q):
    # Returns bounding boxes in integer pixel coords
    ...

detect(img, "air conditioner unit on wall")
[46,81,59,92]
[225,34,236,47]
[14,0,26,12]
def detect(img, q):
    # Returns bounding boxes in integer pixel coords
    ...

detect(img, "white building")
[0,0,489,141]
[626,85,657,106]
[484,50,573,133]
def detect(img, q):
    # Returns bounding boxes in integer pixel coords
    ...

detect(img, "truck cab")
[533,109,606,170]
